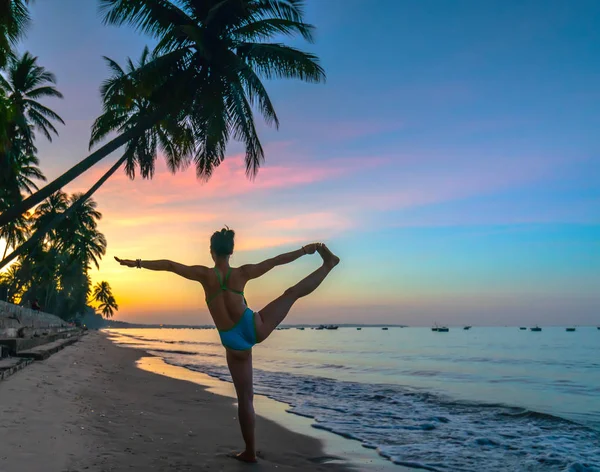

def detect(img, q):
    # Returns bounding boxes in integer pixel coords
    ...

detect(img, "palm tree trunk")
[0,113,160,229]
[0,154,127,271]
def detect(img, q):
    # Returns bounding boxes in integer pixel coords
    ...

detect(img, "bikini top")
[206,267,247,306]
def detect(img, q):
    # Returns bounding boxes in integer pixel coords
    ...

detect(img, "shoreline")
[133,355,398,472]
[0,331,361,471]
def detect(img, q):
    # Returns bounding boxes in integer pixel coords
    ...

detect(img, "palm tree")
[1,51,60,208]
[92,280,112,304]
[0,261,22,302]
[0,141,42,259]
[15,192,107,314]
[92,281,118,318]
[68,226,107,271]
[0,0,32,68]
[0,47,191,270]
[0,51,65,142]
[0,211,28,259]
[31,190,69,245]
[0,158,120,269]
[1,138,45,196]
[100,295,118,318]
[90,46,193,181]
[0,0,324,229]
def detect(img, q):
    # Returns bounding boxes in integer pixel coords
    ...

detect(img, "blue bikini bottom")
[218,307,258,351]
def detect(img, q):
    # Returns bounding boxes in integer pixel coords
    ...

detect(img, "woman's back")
[204,266,248,330]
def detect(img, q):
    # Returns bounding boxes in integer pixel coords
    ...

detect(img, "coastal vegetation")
[0,0,116,321]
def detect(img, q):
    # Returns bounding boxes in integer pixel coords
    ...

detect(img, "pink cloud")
[66,152,388,210]
[263,212,353,232]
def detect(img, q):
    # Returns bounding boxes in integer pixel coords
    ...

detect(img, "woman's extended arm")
[241,243,319,280]
[114,257,207,282]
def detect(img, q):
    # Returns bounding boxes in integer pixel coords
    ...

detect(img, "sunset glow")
[8,0,599,325]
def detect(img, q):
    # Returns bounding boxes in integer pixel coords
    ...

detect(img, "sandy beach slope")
[0,332,351,471]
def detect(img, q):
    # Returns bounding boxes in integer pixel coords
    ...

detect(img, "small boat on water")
[597,327,600,330]
[431,327,438,332]
[357,327,362,330]
[519,327,527,330]
[463,326,472,330]
[325,325,338,330]
[437,327,449,332]
[566,327,576,332]
[530,326,542,332]
[382,327,389,330]
[297,327,305,330]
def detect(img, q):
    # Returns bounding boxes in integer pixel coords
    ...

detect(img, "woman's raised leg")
[255,244,339,342]
[226,349,257,462]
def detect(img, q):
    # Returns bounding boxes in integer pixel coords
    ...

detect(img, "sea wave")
[161,358,600,472]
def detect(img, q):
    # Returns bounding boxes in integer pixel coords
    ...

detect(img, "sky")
[4,0,599,326]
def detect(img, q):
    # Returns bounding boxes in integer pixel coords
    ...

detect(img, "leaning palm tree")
[0,0,32,68]
[90,46,194,180]
[0,158,119,269]
[0,0,324,229]
[0,47,192,270]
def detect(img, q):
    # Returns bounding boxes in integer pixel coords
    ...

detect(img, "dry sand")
[0,332,352,472]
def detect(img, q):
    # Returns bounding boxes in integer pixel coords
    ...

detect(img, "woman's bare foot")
[229,450,258,463]
[317,243,340,269]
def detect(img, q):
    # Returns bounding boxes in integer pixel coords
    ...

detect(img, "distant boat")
[325,325,338,330]
[463,326,472,330]
[437,327,449,332]
[566,327,576,332]
[519,327,527,330]
[297,327,305,330]
[357,327,362,330]
[597,327,600,330]
[382,327,389,330]
[530,326,542,332]
[431,327,439,332]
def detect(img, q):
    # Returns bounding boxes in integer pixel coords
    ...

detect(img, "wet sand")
[0,332,352,471]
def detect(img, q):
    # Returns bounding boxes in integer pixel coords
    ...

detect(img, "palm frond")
[237,42,325,83]
[99,0,194,39]
[251,0,306,24]
[25,101,65,124]
[23,85,64,100]
[232,17,314,42]
[226,79,264,178]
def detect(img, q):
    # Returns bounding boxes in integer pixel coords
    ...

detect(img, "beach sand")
[0,332,352,472]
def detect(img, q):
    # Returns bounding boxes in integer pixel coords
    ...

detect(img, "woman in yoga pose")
[115,227,340,462]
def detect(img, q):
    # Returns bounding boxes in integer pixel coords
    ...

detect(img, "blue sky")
[8,0,599,325]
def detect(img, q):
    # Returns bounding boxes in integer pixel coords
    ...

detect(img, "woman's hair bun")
[211,226,235,256]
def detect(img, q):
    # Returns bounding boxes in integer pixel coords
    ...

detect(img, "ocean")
[106,326,600,471]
